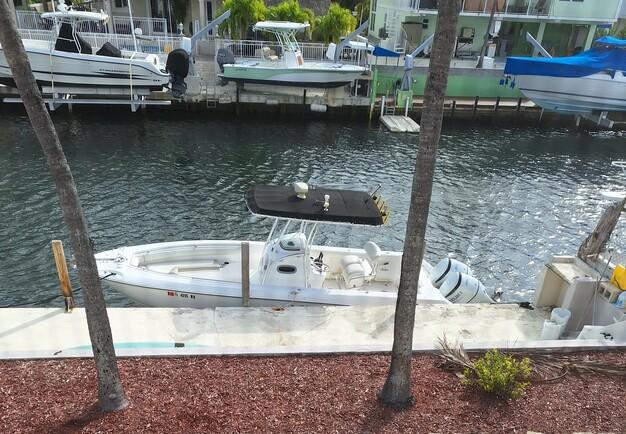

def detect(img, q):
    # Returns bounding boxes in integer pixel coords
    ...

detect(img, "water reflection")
[0,112,624,307]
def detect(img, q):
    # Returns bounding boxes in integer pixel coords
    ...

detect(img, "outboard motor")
[216,48,235,73]
[166,48,189,99]
[439,271,494,304]
[431,258,494,303]
[431,258,471,288]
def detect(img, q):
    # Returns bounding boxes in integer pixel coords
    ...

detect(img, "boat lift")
[333,20,369,62]
[183,9,231,76]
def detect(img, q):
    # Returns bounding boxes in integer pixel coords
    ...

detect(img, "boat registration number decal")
[167,291,195,299]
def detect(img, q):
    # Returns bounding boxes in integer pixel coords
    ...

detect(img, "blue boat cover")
[372,46,401,57]
[504,37,626,78]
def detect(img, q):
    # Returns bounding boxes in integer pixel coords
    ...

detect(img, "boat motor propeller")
[166,48,190,99]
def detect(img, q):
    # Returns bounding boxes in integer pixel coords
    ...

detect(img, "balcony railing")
[111,16,168,36]
[15,11,168,36]
[407,0,552,15]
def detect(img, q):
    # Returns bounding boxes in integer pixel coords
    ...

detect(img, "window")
[370,13,376,32]
[13,0,23,6]
[115,0,128,8]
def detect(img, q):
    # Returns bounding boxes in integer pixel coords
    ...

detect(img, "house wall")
[113,0,150,17]
[550,0,621,22]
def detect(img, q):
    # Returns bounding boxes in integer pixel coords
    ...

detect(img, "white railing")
[215,39,365,64]
[15,11,54,31]
[18,28,181,54]
[15,11,168,36]
[111,16,168,36]
[15,10,110,32]
[409,0,552,15]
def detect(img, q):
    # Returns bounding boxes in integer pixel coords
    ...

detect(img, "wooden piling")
[473,96,479,117]
[241,242,250,307]
[495,96,500,111]
[51,240,75,312]
[451,100,456,118]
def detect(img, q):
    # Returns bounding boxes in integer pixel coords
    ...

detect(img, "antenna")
[368,184,382,202]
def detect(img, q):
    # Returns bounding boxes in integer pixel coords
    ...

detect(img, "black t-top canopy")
[246,185,390,226]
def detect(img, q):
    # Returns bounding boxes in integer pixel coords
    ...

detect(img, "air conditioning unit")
[378,27,388,39]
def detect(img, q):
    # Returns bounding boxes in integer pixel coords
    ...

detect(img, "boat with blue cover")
[503,36,626,114]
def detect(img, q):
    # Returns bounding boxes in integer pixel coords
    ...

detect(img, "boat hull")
[220,63,366,88]
[515,73,626,113]
[0,39,170,91]
[96,240,448,308]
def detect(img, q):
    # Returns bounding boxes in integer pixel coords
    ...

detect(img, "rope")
[0,272,116,309]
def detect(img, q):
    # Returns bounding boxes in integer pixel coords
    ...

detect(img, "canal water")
[1,112,625,307]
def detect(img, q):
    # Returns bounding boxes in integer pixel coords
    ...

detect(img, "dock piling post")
[380,95,386,119]
[516,97,522,112]
[451,100,456,118]
[51,240,75,312]
[495,96,500,111]
[404,96,410,117]
[303,89,306,105]
[241,242,250,307]
[473,96,479,117]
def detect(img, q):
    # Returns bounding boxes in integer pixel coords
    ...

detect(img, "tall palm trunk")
[0,1,128,412]
[379,0,461,408]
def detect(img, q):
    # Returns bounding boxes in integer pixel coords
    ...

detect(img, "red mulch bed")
[1,353,625,433]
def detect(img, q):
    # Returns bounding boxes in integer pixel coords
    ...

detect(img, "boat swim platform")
[0,304,623,360]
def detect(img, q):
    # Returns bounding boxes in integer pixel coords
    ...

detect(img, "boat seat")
[96,42,122,58]
[261,46,278,62]
[340,255,373,289]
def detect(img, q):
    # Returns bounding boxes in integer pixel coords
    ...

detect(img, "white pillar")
[199,0,206,28]
[583,24,596,50]
[532,21,546,57]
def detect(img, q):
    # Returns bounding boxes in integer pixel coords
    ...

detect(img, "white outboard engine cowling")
[431,258,471,288]
[439,271,494,303]
[166,48,189,98]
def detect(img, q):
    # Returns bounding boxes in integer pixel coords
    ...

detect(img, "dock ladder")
[202,82,218,108]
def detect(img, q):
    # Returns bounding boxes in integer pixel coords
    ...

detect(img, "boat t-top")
[217,21,367,88]
[0,0,189,96]
[95,183,493,308]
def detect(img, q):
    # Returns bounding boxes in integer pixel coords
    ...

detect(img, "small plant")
[463,349,532,399]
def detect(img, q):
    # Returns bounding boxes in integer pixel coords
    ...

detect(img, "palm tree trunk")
[379,0,461,408]
[477,0,497,68]
[0,1,128,412]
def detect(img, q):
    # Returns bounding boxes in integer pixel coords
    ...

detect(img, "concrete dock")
[1,304,623,360]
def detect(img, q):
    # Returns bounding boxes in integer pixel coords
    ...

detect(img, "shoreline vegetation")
[1,353,624,433]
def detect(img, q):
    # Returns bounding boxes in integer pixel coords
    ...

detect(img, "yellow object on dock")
[611,264,626,290]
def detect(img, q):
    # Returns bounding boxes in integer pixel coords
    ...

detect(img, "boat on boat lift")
[96,183,494,308]
[0,0,190,96]
[217,21,367,88]
[503,36,626,114]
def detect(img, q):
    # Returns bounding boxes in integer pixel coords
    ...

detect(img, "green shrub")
[463,350,532,399]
